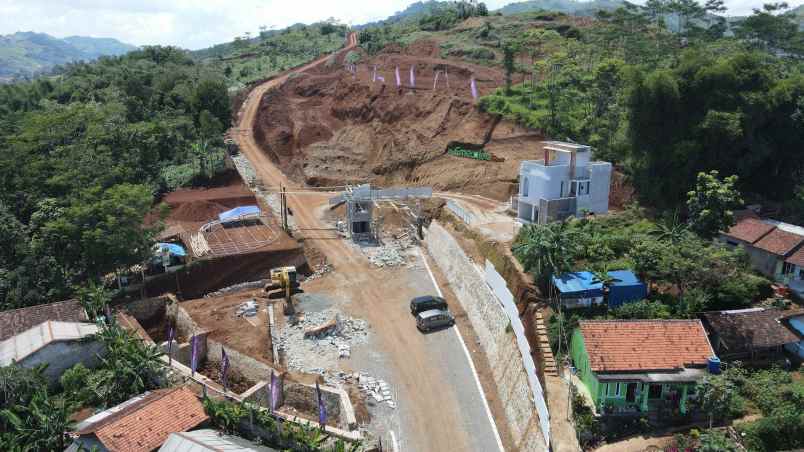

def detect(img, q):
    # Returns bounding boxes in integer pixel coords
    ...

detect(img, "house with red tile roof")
[67,387,208,452]
[720,218,804,297]
[570,320,716,417]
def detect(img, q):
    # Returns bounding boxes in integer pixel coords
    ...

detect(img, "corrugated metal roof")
[0,321,98,365]
[159,429,277,452]
[552,271,604,295]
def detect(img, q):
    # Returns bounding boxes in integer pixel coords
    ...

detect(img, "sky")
[0,0,801,50]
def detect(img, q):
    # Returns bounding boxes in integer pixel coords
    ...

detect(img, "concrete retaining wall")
[206,339,275,385]
[424,220,548,451]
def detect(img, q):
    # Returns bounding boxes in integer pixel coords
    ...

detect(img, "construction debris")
[304,263,333,281]
[236,300,258,317]
[278,308,369,373]
[205,280,269,298]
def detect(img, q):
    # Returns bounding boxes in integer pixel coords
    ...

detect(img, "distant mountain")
[498,0,625,16]
[0,32,136,80]
[793,4,804,30]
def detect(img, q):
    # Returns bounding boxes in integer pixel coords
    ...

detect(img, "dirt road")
[234,34,508,451]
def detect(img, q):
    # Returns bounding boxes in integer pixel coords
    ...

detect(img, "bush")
[739,412,804,452]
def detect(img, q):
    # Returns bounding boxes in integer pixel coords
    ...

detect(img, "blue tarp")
[606,270,647,308]
[155,243,186,257]
[218,205,260,222]
[552,271,604,299]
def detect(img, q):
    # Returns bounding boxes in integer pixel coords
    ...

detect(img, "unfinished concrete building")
[331,184,432,242]
[513,141,612,224]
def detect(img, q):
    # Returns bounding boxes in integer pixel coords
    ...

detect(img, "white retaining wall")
[424,220,549,451]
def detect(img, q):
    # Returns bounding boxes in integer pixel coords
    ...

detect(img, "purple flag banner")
[167,326,175,366]
[410,66,415,88]
[377,75,385,83]
[221,347,230,392]
[270,371,279,412]
[395,66,401,87]
[372,66,377,83]
[471,76,478,100]
[190,334,198,377]
[316,381,327,428]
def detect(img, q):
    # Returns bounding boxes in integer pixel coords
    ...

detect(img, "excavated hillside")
[252,40,546,201]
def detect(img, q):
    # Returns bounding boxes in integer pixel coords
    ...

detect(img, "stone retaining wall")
[424,220,548,451]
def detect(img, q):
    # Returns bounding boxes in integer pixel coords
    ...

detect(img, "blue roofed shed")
[552,271,605,309]
[219,205,260,223]
[606,270,648,308]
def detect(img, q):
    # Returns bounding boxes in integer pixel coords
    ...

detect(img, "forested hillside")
[193,21,348,89]
[0,47,230,310]
[0,32,136,81]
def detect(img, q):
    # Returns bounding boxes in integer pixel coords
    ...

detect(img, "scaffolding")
[332,184,433,242]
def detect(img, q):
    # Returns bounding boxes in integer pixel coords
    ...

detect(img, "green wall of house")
[570,328,696,415]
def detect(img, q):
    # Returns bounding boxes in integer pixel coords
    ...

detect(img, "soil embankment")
[253,40,546,201]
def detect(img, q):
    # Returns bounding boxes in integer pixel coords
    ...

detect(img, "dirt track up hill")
[253,42,546,201]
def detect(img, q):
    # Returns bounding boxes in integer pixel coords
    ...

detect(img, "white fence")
[446,199,476,225]
[484,259,551,449]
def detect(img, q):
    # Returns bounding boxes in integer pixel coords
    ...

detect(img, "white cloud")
[0,0,801,50]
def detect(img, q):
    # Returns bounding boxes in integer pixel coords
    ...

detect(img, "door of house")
[626,383,637,402]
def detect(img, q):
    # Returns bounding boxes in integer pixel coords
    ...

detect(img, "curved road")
[233,33,506,452]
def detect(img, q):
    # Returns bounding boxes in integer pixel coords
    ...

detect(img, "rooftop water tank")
[708,356,721,374]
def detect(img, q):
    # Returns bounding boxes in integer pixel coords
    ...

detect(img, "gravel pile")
[278,309,369,373]
[304,263,333,281]
[363,245,406,267]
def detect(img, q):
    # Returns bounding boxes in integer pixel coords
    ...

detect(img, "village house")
[67,386,208,452]
[160,429,278,452]
[552,270,647,310]
[700,308,803,364]
[570,320,716,417]
[783,312,804,359]
[720,217,804,297]
[513,141,612,224]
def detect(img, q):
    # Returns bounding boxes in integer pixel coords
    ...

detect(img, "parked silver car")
[416,309,455,332]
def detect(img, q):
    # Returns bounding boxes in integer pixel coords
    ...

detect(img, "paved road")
[233,33,504,452]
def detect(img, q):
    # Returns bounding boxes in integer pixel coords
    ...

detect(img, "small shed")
[606,270,648,308]
[552,271,604,309]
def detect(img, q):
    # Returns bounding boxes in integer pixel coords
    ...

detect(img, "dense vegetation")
[194,21,348,89]
[479,2,804,211]
[0,46,231,310]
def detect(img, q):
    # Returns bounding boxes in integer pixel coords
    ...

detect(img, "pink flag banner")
[445,68,450,89]
[471,76,478,100]
[410,66,415,88]
[395,66,401,87]
[377,75,385,83]
[270,371,279,412]
[190,334,198,377]
[433,71,440,90]
[372,66,377,83]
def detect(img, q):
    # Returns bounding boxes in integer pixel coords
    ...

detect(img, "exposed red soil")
[253,39,546,201]
[182,289,275,366]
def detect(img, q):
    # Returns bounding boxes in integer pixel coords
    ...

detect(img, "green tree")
[502,42,516,94]
[0,390,76,451]
[686,171,742,239]
[513,221,579,288]
[737,3,800,53]
[697,373,738,428]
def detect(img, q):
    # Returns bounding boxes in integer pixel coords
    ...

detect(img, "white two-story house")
[513,141,612,224]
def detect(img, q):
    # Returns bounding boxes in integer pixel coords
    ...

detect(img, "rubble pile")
[304,263,333,281]
[363,245,406,267]
[205,280,268,298]
[236,300,258,317]
[278,309,369,372]
[324,372,396,409]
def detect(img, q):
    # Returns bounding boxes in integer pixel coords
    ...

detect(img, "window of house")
[783,262,794,275]
[560,181,564,198]
[522,177,529,197]
[615,382,622,397]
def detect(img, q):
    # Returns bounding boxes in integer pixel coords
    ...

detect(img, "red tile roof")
[0,299,86,341]
[723,218,775,244]
[579,320,714,373]
[753,228,804,256]
[78,387,207,452]
[787,247,804,267]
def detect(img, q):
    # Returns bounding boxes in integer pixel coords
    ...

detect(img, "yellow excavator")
[265,266,301,315]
